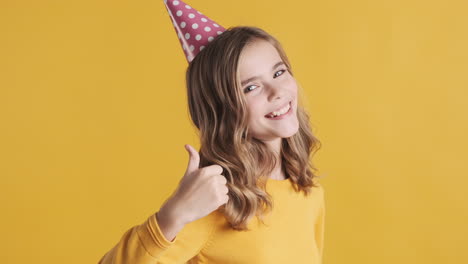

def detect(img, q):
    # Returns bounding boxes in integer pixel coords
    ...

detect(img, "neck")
[263,138,286,180]
[263,137,282,158]
[269,165,287,180]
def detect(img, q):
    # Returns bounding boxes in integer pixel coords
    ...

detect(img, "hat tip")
[164,0,226,64]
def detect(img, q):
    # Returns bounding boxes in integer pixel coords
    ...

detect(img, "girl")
[99,1,325,263]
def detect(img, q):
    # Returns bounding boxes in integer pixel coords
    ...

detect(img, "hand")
[161,144,229,226]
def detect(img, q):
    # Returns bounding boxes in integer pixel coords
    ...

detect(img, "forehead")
[238,39,282,76]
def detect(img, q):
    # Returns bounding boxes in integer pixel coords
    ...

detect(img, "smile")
[265,101,292,119]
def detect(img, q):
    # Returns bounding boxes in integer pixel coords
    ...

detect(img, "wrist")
[159,198,188,227]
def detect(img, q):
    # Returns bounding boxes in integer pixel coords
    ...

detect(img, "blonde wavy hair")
[185,26,323,231]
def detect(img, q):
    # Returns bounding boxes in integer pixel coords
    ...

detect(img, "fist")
[167,144,229,225]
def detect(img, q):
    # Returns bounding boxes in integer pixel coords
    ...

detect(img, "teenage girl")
[99,26,325,264]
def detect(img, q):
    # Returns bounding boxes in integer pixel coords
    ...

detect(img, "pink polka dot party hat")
[163,0,226,63]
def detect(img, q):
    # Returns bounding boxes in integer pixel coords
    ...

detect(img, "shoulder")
[312,177,325,193]
[181,209,224,240]
[311,179,325,204]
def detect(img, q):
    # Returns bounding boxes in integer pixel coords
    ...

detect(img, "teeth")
[267,102,290,118]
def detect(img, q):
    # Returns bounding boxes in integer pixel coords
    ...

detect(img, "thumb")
[184,144,200,176]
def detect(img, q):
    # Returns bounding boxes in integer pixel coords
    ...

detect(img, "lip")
[265,101,291,117]
[265,101,292,120]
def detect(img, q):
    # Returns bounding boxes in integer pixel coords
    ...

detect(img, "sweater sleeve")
[315,185,326,261]
[98,211,218,264]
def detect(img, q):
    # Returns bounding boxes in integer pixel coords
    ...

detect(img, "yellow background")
[1,0,467,263]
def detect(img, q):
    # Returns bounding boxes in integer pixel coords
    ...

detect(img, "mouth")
[264,101,292,119]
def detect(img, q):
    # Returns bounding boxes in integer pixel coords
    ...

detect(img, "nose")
[266,82,286,102]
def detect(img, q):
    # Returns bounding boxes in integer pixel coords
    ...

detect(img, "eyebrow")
[240,61,285,86]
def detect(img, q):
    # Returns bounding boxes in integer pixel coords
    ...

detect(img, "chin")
[274,122,300,139]
[282,127,300,138]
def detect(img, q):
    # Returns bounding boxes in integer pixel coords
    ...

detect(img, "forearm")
[98,207,186,264]
[156,205,187,242]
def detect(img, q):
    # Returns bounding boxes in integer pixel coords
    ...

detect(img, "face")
[238,39,299,146]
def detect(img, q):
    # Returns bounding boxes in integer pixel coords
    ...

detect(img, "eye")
[244,85,257,93]
[243,69,287,94]
[274,69,286,78]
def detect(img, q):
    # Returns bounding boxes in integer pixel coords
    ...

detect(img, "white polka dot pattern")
[163,0,226,63]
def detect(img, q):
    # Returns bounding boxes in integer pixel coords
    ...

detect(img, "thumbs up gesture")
[160,144,230,226]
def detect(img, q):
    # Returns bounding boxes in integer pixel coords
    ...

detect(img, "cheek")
[246,101,263,121]
[287,78,298,92]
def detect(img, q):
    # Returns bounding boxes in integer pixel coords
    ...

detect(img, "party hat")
[163,0,226,63]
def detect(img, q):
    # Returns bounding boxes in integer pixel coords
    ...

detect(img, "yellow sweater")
[99,178,325,263]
